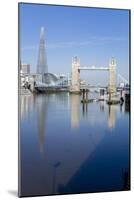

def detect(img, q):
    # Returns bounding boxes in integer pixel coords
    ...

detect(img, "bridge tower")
[70,56,80,93]
[108,58,116,96]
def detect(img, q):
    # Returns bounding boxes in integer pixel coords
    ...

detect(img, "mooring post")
[125,92,130,112]
[120,90,122,97]
[120,89,124,105]
[125,93,130,104]
[109,92,111,102]
[82,89,85,100]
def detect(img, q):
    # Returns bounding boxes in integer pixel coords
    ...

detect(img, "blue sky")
[20,3,129,85]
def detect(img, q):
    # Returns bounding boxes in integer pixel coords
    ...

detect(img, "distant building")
[37,27,48,75]
[20,63,30,74]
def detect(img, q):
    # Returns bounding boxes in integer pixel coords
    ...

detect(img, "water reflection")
[70,94,80,128]
[82,103,88,118]
[20,94,35,120]
[21,94,48,154]
[108,105,116,129]
[100,101,104,112]
[20,93,130,196]
[35,95,48,153]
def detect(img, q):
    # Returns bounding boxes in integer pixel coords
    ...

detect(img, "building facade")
[20,63,30,74]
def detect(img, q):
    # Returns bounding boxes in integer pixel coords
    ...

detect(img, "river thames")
[20,92,130,196]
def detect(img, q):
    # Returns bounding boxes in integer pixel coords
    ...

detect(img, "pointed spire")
[37,27,48,74]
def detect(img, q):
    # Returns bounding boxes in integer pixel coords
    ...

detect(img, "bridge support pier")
[81,89,90,103]
[86,89,89,100]
[82,89,86,100]
[82,89,89,101]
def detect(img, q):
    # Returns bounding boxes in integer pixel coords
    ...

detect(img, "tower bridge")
[70,56,116,96]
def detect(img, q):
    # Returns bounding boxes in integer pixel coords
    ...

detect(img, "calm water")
[20,92,130,197]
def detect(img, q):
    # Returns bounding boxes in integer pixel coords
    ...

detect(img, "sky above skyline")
[19,3,129,85]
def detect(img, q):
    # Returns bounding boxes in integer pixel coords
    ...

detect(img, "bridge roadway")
[80,85,107,90]
[80,85,129,91]
[78,66,109,71]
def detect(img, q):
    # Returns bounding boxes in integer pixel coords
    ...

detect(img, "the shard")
[37,27,48,74]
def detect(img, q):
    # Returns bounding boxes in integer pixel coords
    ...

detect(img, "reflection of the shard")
[21,94,47,153]
[35,95,48,153]
[108,105,116,129]
[70,94,80,129]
